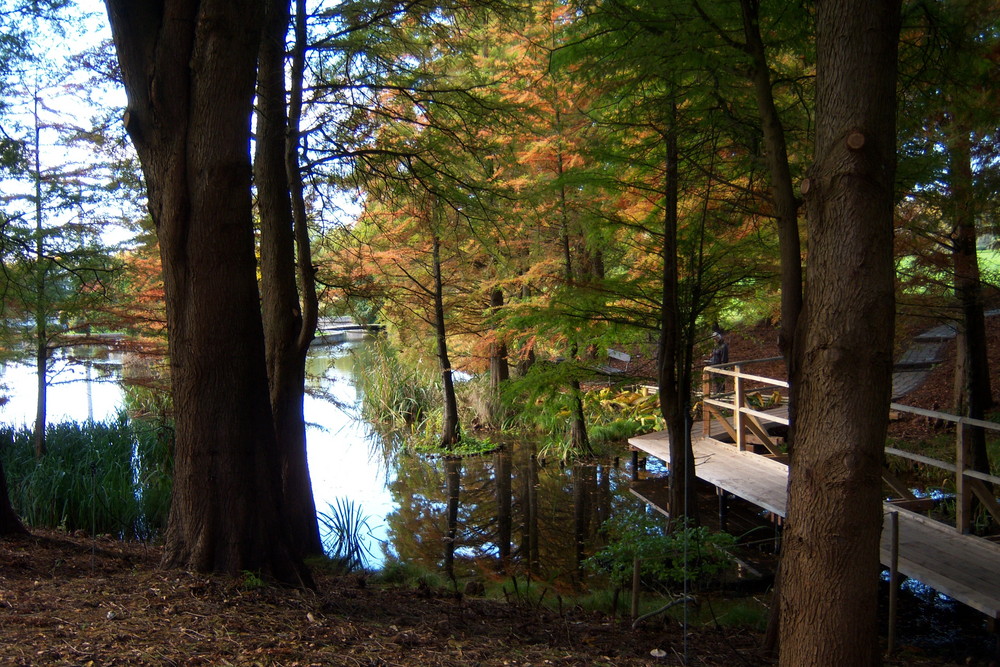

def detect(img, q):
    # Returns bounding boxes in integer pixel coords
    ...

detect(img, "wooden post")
[702,371,712,437]
[631,449,639,482]
[887,511,899,656]
[631,556,641,619]
[956,420,971,534]
[734,364,746,451]
[717,487,729,533]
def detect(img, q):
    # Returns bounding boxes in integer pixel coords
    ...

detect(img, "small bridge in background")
[628,358,1000,645]
[313,316,384,346]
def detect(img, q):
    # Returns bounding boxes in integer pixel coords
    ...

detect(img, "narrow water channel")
[0,340,636,582]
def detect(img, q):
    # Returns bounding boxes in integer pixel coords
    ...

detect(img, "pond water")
[0,340,637,581]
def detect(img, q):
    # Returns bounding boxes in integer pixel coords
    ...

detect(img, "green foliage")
[454,373,504,430]
[583,387,665,444]
[317,497,377,572]
[239,570,267,590]
[409,434,499,458]
[355,339,505,452]
[500,362,590,437]
[586,510,736,592]
[707,598,770,631]
[885,419,1000,488]
[0,414,172,540]
[502,380,663,460]
[374,559,441,588]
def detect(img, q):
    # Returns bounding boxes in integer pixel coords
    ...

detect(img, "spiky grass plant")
[317,497,377,572]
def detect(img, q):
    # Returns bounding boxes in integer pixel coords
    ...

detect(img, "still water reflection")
[1,340,635,579]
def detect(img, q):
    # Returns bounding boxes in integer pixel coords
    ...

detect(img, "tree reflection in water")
[384,438,634,588]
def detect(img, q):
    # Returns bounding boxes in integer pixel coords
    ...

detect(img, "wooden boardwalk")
[628,426,1000,622]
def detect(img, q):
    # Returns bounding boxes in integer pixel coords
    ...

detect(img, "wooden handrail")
[701,358,1000,534]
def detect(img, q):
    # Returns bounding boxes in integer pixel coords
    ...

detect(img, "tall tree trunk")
[105,0,310,585]
[255,0,322,558]
[562,239,590,454]
[739,0,802,432]
[950,124,992,477]
[432,232,461,447]
[32,105,47,459]
[286,0,319,359]
[561,222,589,455]
[780,3,900,664]
[488,289,510,385]
[550,84,591,456]
[488,288,509,426]
[0,460,27,536]
[32,328,47,458]
[658,98,698,525]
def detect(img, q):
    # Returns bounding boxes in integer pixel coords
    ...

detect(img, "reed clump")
[354,339,437,431]
[0,413,172,540]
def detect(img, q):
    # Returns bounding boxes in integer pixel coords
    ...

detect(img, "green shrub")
[586,509,736,592]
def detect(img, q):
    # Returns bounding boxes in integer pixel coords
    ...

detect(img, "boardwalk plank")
[629,429,1000,620]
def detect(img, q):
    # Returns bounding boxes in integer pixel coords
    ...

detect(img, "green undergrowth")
[584,387,664,442]
[370,558,767,632]
[354,338,438,432]
[409,437,500,457]
[374,558,450,590]
[585,510,737,592]
[0,413,173,540]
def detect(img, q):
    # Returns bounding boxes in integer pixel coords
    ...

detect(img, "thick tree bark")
[255,0,322,558]
[104,0,310,585]
[657,99,698,525]
[0,460,28,536]
[779,3,900,664]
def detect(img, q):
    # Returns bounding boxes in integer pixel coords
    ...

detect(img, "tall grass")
[0,412,172,540]
[354,338,438,431]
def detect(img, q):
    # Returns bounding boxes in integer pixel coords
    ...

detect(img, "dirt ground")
[2,317,999,666]
[0,530,771,666]
[2,527,993,666]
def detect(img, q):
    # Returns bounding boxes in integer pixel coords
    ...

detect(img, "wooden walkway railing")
[632,366,1000,641]
[702,358,1000,533]
[702,357,788,456]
